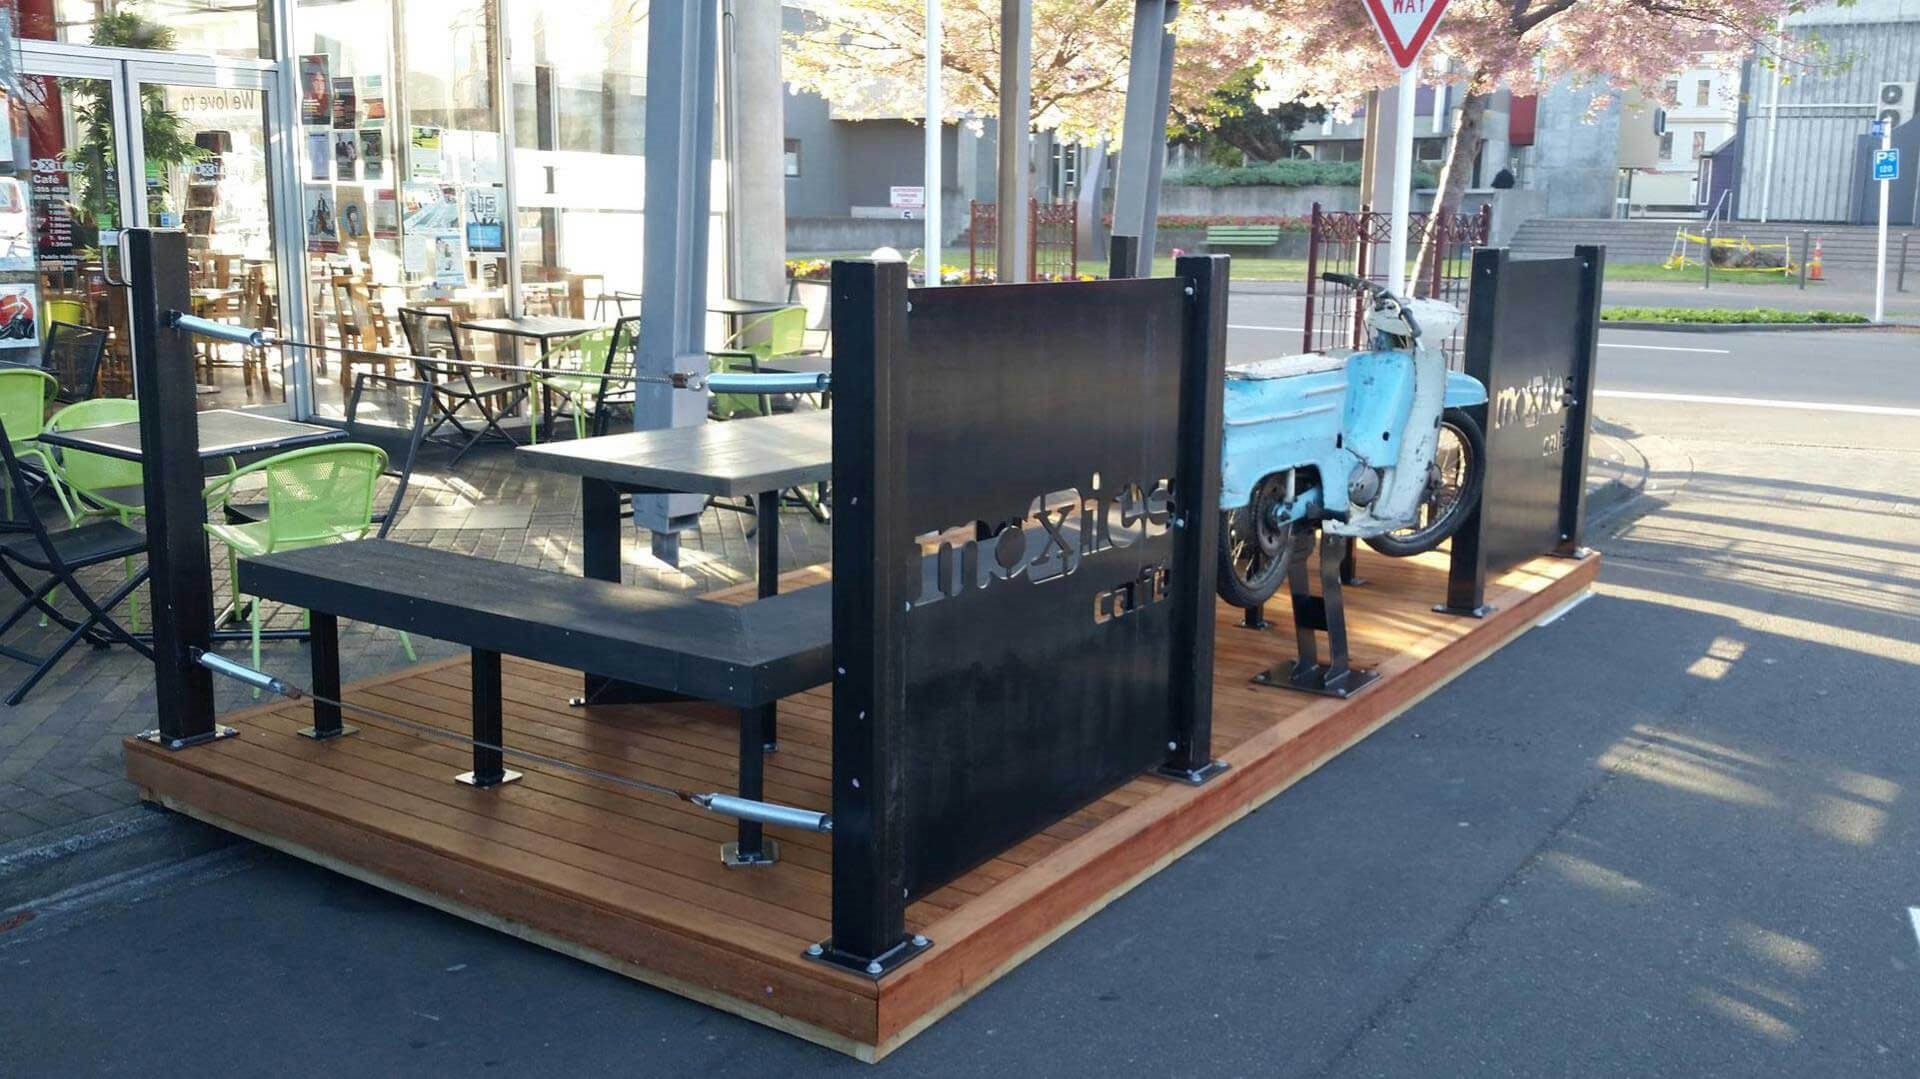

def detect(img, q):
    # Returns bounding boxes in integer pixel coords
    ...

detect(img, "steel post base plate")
[1433,602,1495,619]
[296,723,360,741]
[138,725,238,751]
[720,839,781,867]
[1156,759,1230,785]
[455,769,523,788]
[804,933,932,979]
[1253,661,1380,699]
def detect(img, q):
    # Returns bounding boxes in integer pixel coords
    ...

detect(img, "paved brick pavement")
[0,434,831,849]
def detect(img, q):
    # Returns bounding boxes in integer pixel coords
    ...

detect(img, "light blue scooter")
[1217,273,1487,607]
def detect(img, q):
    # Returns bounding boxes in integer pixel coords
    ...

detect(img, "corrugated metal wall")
[1738,20,1920,222]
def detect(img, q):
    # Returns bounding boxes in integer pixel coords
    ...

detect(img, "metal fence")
[967,199,1080,282]
[1301,202,1491,363]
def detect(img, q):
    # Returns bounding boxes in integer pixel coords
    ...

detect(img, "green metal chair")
[708,306,808,420]
[204,443,413,685]
[42,398,146,628]
[528,327,616,443]
[0,368,59,523]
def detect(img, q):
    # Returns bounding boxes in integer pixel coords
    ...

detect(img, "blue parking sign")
[1874,148,1901,182]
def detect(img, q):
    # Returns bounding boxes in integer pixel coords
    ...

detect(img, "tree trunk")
[1411,83,1488,298]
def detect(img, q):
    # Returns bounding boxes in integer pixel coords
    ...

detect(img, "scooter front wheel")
[1364,407,1487,558]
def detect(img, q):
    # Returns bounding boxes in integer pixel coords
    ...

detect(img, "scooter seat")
[1227,352,1350,380]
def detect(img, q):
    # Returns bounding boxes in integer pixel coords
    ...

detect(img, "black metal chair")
[588,314,641,437]
[396,307,530,463]
[0,414,152,705]
[41,322,110,403]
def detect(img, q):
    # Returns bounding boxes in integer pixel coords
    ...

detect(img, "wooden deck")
[126,547,1598,1061]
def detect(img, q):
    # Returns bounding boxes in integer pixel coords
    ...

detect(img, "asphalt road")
[3,303,1917,1077]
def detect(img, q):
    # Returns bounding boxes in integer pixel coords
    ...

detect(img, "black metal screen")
[1302,202,1491,364]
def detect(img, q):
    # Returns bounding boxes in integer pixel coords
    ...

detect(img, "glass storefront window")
[17,0,274,60]
[509,1,646,317]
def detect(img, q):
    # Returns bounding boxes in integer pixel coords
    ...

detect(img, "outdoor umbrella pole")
[191,650,833,833]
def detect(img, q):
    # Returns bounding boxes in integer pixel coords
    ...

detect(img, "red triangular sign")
[1359,0,1450,69]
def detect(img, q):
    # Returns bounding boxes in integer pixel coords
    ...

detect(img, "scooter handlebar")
[1320,273,1421,342]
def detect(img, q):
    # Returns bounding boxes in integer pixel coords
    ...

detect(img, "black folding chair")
[396,307,530,463]
[588,314,641,437]
[40,322,110,403]
[345,373,433,537]
[0,415,152,705]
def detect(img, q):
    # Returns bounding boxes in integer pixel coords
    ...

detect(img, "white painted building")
[1634,59,1742,210]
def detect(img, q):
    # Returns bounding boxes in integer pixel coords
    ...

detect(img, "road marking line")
[1598,342,1732,354]
[1595,390,1920,417]
[1228,324,1305,333]
[1908,907,1920,955]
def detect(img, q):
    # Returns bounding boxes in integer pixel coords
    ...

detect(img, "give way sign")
[1360,0,1451,68]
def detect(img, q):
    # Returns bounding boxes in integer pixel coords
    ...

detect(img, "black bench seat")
[235,539,830,865]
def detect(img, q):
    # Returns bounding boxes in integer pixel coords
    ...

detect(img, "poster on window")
[305,131,330,182]
[331,78,356,129]
[336,187,369,248]
[409,125,442,179]
[359,127,385,183]
[431,233,466,289]
[333,131,359,182]
[400,182,458,233]
[299,55,331,125]
[0,176,32,272]
[361,75,387,121]
[0,283,39,351]
[304,185,338,253]
[371,189,398,239]
[463,185,504,253]
[29,159,77,269]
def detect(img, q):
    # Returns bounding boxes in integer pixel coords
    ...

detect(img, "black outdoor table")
[459,314,608,434]
[37,409,345,643]
[519,409,830,728]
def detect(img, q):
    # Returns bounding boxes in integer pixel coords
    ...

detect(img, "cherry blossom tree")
[1246,0,1812,292]
[782,0,1272,147]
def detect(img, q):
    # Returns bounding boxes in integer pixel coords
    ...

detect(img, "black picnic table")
[518,410,831,717]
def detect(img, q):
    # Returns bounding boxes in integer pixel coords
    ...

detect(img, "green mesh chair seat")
[528,328,616,443]
[204,443,397,681]
[0,368,61,522]
[709,306,808,421]
[45,399,145,520]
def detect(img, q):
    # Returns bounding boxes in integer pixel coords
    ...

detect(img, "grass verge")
[1601,306,1869,324]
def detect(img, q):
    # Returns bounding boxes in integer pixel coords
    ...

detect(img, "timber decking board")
[128,548,1597,1060]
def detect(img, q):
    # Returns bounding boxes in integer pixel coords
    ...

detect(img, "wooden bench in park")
[1204,224,1283,249]
[235,539,831,862]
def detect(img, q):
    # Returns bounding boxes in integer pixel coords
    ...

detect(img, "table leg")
[754,491,779,752]
[575,479,691,708]
[300,611,347,739]
[538,338,555,437]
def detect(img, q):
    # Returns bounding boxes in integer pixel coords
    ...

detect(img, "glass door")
[8,44,303,415]
[3,53,136,390]
[125,59,299,415]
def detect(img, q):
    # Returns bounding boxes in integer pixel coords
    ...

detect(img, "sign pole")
[1875,122,1890,324]
[1386,65,1418,296]
[924,0,942,287]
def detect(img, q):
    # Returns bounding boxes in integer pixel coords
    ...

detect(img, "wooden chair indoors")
[329,275,399,403]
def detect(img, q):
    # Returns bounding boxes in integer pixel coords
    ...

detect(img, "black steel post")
[754,491,779,751]
[1555,245,1605,558]
[1438,247,1500,618]
[1798,230,1809,290]
[823,258,915,973]
[128,229,223,749]
[1158,254,1228,785]
[1108,235,1140,280]
[1702,226,1712,289]
[298,612,352,739]
[723,706,772,866]
[458,648,518,787]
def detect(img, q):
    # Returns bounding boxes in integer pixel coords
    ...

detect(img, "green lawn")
[1605,261,1796,286]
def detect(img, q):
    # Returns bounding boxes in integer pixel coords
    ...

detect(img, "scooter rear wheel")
[1364,407,1486,558]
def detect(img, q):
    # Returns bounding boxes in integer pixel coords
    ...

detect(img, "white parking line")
[1908,907,1920,955]
[1595,389,1920,417]
[1598,342,1732,355]
[1228,324,1305,332]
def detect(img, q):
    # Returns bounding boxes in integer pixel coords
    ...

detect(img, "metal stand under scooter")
[1252,531,1380,699]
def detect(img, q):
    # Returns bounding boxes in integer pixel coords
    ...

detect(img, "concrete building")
[1734,0,1920,224]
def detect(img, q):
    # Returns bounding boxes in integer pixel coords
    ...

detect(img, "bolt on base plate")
[1156,759,1230,786]
[1254,661,1380,699]
[296,723,360,740]
[455,769,523,788]
[138,725,238,751]
[1433,602,1494,619]
[804,933,932,979]
[721,839,781,867]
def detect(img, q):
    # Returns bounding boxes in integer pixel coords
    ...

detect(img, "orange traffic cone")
[1809,237,1824,281]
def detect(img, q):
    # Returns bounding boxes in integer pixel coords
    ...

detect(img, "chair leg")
[250,595,263,699]
[399,630,416,662]
[4,567,153,706]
